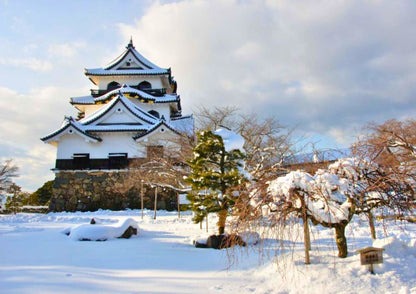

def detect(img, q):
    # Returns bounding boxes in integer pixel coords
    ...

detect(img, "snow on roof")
[132,120,181,140]
[85,68,169,76]
[106,39,165,70]
[71,85,179,105]
[70,95,95,105]
[41,117,102,143]
[94,85,178,103]
[85,39,169,77]
[43,93,193,145]
[214,128,245,151]
[80,93,159,126]
[83,125,150,132]
[170,115,194,135]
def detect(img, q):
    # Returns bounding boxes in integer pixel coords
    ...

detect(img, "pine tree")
[186,130,246,234]
[30,180,54,205]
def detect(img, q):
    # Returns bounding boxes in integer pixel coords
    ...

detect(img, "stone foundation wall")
[50,171,178,212]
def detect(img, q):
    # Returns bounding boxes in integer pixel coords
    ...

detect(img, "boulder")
[195,234,246,249]
[119,226,138,239]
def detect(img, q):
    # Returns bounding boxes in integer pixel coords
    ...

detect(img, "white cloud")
[117,0,416,150]
[0,57,53,72]
[0,86,79,191]
[48,42,86,58]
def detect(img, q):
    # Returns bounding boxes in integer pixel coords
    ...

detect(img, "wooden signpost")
[358,247,385,274]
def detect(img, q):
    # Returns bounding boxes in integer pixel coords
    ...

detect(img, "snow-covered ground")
[0,210,415,294]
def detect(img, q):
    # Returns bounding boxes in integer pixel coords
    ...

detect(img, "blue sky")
[1,0,415,191]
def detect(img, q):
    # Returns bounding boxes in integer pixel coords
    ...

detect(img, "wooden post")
[302,198,310,264]
[153,186,157,220]
[140,181,144,220]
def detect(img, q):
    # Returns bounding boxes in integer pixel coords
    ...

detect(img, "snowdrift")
[66,218,139,241]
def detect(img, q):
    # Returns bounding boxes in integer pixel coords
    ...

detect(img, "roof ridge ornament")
[64,115,73,122]
[126,37,135,49]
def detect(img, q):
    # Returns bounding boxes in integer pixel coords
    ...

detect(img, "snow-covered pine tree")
[186,130,246,234]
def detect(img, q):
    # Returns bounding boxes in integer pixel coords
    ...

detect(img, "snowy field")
[0,210,415,294]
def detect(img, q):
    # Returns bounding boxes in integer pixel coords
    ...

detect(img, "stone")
[199,234,247,249]
[50,171,180,212]
[118,226,138,239]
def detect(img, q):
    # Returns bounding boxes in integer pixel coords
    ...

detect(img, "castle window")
[73,153,89,169]
[107,81,121,91]
[138,81,151,90]
[108,153,128,169]
[148,110,160,118]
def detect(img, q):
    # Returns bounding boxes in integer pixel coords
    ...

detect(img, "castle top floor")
[84,38,176,96]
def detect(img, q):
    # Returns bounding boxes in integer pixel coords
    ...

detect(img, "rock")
[198,234,247,249]
[90,218,96,224]
[118,226,138,239]
[194,240,208,248]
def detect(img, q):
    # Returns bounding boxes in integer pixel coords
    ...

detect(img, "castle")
[42,39,193,211]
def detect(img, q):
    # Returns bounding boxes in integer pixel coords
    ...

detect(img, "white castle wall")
[130,101,171,121]
[56,132,146,159]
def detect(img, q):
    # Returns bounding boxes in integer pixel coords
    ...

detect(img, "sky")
[1,0,415,191]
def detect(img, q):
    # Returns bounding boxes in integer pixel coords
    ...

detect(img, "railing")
[55,158,147,170]
[90,87,167,98]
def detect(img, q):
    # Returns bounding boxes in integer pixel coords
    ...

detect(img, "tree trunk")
[217,209,228,235]
[368,211,376,240]
[153,187,158,220]
[302,207,311,264]
[206,214,209,233]
[177,192,180,219]
[334,223,348,258]
[140,181,144,220]
[304,218,311,251]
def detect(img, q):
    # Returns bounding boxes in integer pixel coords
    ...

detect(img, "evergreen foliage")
[186,130,246,234]
[30,180,54,205]
[5,183,31,212]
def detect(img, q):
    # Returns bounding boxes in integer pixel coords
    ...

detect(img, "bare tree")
[194,105,239,131]
[236,113,294,180]
[234,155,415,261]
[122,134,193,216]
[0,159,19,193]
[352,119,416,233]
[195,106,294,180]
[356,119,416,176]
